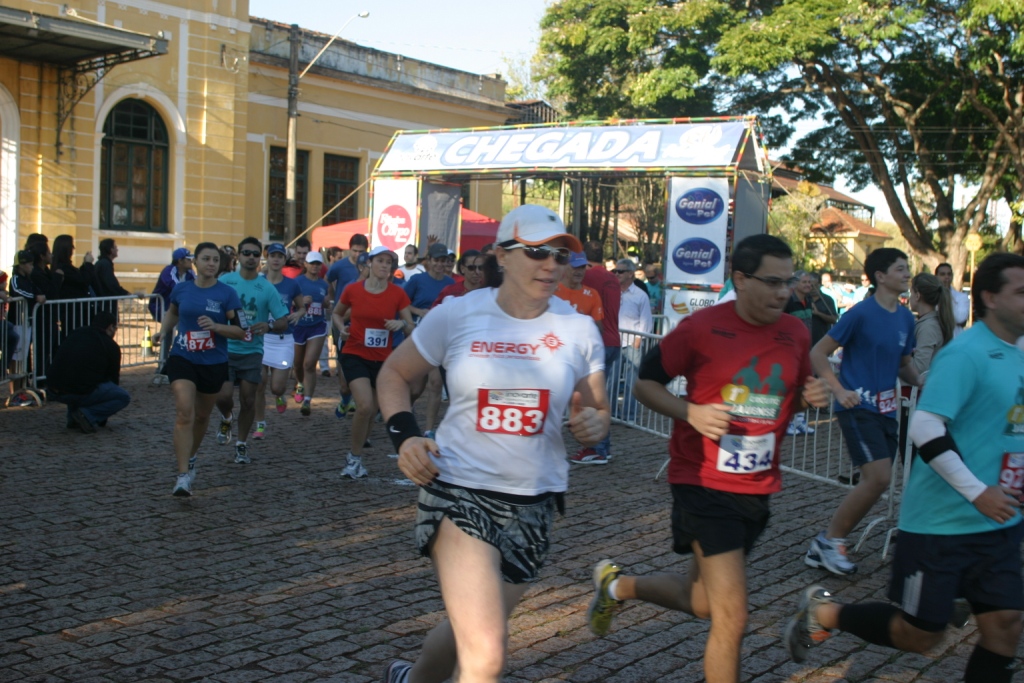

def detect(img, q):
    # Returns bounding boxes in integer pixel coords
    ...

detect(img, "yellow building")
[0,1,508,287]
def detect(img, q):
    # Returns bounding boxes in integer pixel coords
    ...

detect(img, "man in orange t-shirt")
[555,251,604,326]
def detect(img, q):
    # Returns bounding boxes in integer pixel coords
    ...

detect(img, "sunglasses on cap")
[500,242,571,265]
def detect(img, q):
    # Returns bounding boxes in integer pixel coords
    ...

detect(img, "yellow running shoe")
[587,559,622,636]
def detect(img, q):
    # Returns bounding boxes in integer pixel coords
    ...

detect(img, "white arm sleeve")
[908,409,987,503]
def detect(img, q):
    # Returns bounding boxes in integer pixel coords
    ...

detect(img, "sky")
[247,0,897,221]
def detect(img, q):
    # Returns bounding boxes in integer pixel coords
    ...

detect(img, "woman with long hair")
[909,272,955,375]
[158,242,247,496]
[52,234,96,338]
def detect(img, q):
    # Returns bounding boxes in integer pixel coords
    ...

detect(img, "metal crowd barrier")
[612,327,914,558]
[1,296,43,407]
[30,294,166,390]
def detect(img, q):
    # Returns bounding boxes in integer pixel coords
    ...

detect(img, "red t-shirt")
[432,281,467,307]
[582,264,620,347]
[660,302,811,495]
[340,282,411,362]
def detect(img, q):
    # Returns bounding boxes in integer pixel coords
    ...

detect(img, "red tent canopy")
[458,209,500,253]
[311,209,500,254]
[311,218,368,252]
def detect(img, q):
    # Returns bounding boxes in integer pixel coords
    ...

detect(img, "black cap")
[16,250,33,264]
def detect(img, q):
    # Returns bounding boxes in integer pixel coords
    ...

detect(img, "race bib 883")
[476,388,550,437]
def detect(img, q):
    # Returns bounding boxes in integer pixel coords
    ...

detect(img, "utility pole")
[285,23,300,243]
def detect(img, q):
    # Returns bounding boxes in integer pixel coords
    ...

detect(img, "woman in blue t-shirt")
[158,242,247,497]
[292,251,331,416]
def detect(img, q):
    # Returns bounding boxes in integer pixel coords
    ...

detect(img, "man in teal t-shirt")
[215,237,289,464]
[784,252,1024,683]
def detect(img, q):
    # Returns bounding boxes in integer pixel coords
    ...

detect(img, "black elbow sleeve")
[638,346,673,385]
[918,433,960,463]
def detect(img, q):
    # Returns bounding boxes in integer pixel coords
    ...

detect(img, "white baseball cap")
[496,205,583,252]
[305,251,324,263]
[367,245,397,262]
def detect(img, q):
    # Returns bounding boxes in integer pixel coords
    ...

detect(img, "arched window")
[99,100,168,232]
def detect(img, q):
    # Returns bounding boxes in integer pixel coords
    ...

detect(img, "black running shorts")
[670,484,771,557]
[165,355,228,395]
[889,522,1024,630]
[340,353,385,389]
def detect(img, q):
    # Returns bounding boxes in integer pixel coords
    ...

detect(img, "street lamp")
[285,11,370,242]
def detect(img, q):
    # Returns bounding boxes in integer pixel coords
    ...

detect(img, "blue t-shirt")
[169,280,243,365]
[404,272,454,313]
[295,275,330,327]
[219,272,289,355]
[828,296,914,416]
[900,322,1024,535]
[327,258,360,303]
[269,275,302,335]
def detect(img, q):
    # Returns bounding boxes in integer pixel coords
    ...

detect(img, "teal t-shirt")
[219,271,289,355]
[900,321,1024,535]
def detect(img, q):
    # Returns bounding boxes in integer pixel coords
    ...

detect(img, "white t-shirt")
[398,264,425,281]
[412,288,604,495]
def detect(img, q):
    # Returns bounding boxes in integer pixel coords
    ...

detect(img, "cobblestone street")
[0,368,1018,682]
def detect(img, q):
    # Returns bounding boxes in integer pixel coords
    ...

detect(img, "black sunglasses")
[464,264,484,272]
[239,249,261,258]
[501,242,571,265]
[612,269,632,274]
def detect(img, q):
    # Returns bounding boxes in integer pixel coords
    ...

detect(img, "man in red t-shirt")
[573,240,621,464]
[584,234,829,683]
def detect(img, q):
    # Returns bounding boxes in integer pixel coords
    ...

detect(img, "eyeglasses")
[501,242,571,265]
[239,249,261,258]
[743,273,801,290]
[612,269,632,275]
[464,265,484,272]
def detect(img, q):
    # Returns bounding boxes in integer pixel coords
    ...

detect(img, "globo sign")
[675,188,724,225]
[672,238,721,275]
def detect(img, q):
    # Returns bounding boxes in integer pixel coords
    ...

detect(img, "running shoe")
[786,420,801,437]
[335,399,347,419]
[187,456,198,484]
[347,401,357,415]
[783,585,834,663]
[172,473,192,497]
[383,660,412,683]
[252,423,266,440]
[301,399,312,416]
[795,412,815,434]
[804,533,857,575]
[294,384,305,404]
[570,447,608,465]
[340,453,368,479]
[587,559,623,636]
[216,417,232,445]
[234,443,251,464]
[275,396,287,414]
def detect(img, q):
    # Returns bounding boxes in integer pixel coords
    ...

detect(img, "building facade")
[0,1,508,286]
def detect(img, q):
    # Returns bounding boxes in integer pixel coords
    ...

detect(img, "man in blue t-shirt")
[785,252,1024,683]
[214,237,289,464]
[403,242,455,320]
[804,248,922,576]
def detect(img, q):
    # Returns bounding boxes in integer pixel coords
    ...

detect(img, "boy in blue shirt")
[804,248,922,575]
[786,252,1024,683]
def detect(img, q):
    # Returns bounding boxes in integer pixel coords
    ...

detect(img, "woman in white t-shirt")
[377,205,610,683]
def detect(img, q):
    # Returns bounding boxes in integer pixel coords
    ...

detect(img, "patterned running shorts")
[416,480,555,584]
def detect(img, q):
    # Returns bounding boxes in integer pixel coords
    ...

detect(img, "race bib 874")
[476,388,550,437]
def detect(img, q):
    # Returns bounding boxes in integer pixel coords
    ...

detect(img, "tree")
[537,0,1024,286]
